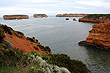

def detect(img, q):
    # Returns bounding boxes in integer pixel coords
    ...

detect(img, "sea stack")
[66,18,69,20]
[78,19,110,50]
[3,15,29,20]
[73,18,76,21]
[33,14,48,18]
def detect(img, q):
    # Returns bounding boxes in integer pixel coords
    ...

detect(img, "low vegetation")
[84,14,110,19]
[15,31,24,38]
[1,24,12,35]
[27,37,38,43]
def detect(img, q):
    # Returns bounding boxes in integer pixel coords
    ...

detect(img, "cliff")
[78,19,110,50]
[33,14,48,18]
[56,14,88,17]
[79,14,110,23]
[0,24,51,54]
[3,15,29,20]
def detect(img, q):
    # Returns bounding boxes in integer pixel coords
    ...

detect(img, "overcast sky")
[0,0,110,16]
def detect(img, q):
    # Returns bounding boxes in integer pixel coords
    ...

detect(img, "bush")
[0,28,5,40]
[1,25,12,35]
[15,31,24,38]
[33,45,39,50]
[0,43,7,49]
[27,37,35,42]
[4,40,12,48]
[45,46,51,52]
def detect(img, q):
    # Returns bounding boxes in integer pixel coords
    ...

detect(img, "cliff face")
[3,15,29,20]
[78,20,110,50]
[79,18,107,23]
[33,14,48,18]
[56,14,88,17]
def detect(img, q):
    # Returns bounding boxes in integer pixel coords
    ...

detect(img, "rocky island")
[78,14,110,50]
[56,14,88,17]
[3,15,29,20]
[33,14,48,18]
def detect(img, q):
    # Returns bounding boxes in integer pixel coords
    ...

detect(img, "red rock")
[78,20,110,50]
[3,15,29,20]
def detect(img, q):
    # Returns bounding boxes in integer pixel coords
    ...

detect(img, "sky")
[0,0,110,16]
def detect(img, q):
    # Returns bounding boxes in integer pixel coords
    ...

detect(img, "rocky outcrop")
[73,18,76,21]
[66,18,69,20]
[33,14,48,18]
[79,18,99,23]
[78,20,110,50]
[56,14,88,17]
[3,15,29,20]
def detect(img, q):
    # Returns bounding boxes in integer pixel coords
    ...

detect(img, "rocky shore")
[33,14,48,18]
[3,15,29,20]
[78,19,110,50]
[56,14,88,17]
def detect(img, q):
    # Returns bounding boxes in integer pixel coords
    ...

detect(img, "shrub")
[45,46,51,52]
[33,45,39,50]
[15,31,24,38]
[1,25,12,35]
[0,28,5,40]
[27,37,35,42]
[0,43,7,49]
[4,40,12,48]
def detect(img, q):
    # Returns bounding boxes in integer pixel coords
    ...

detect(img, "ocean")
[0,16,110,73]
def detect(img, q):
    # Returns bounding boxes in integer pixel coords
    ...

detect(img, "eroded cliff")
[78,20,110,50]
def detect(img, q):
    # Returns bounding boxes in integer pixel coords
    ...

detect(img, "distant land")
[56,14,88,17]
[33,14,48,18]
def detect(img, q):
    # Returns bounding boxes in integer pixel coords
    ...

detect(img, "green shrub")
[1,25,12,35]
[15,31,24,38]
[45,46,51,52]
[0,28,5,40]
[4,40,12,48]
[27,37,35,42]
[33,45,39,50]
[0,43,7,49]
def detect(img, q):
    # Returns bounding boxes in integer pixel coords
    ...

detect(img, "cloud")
[77,0,110,8]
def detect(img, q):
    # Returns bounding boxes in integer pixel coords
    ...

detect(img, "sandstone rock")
[3,15,29,20]
[33,14,48,18]
[78,20,110,50]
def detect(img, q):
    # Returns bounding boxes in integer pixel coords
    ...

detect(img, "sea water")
[0,16,110,73]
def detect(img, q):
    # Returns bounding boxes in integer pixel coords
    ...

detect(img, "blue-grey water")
[0,16,110,73]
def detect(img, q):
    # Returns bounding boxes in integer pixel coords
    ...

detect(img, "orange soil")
[4,31,48,54]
